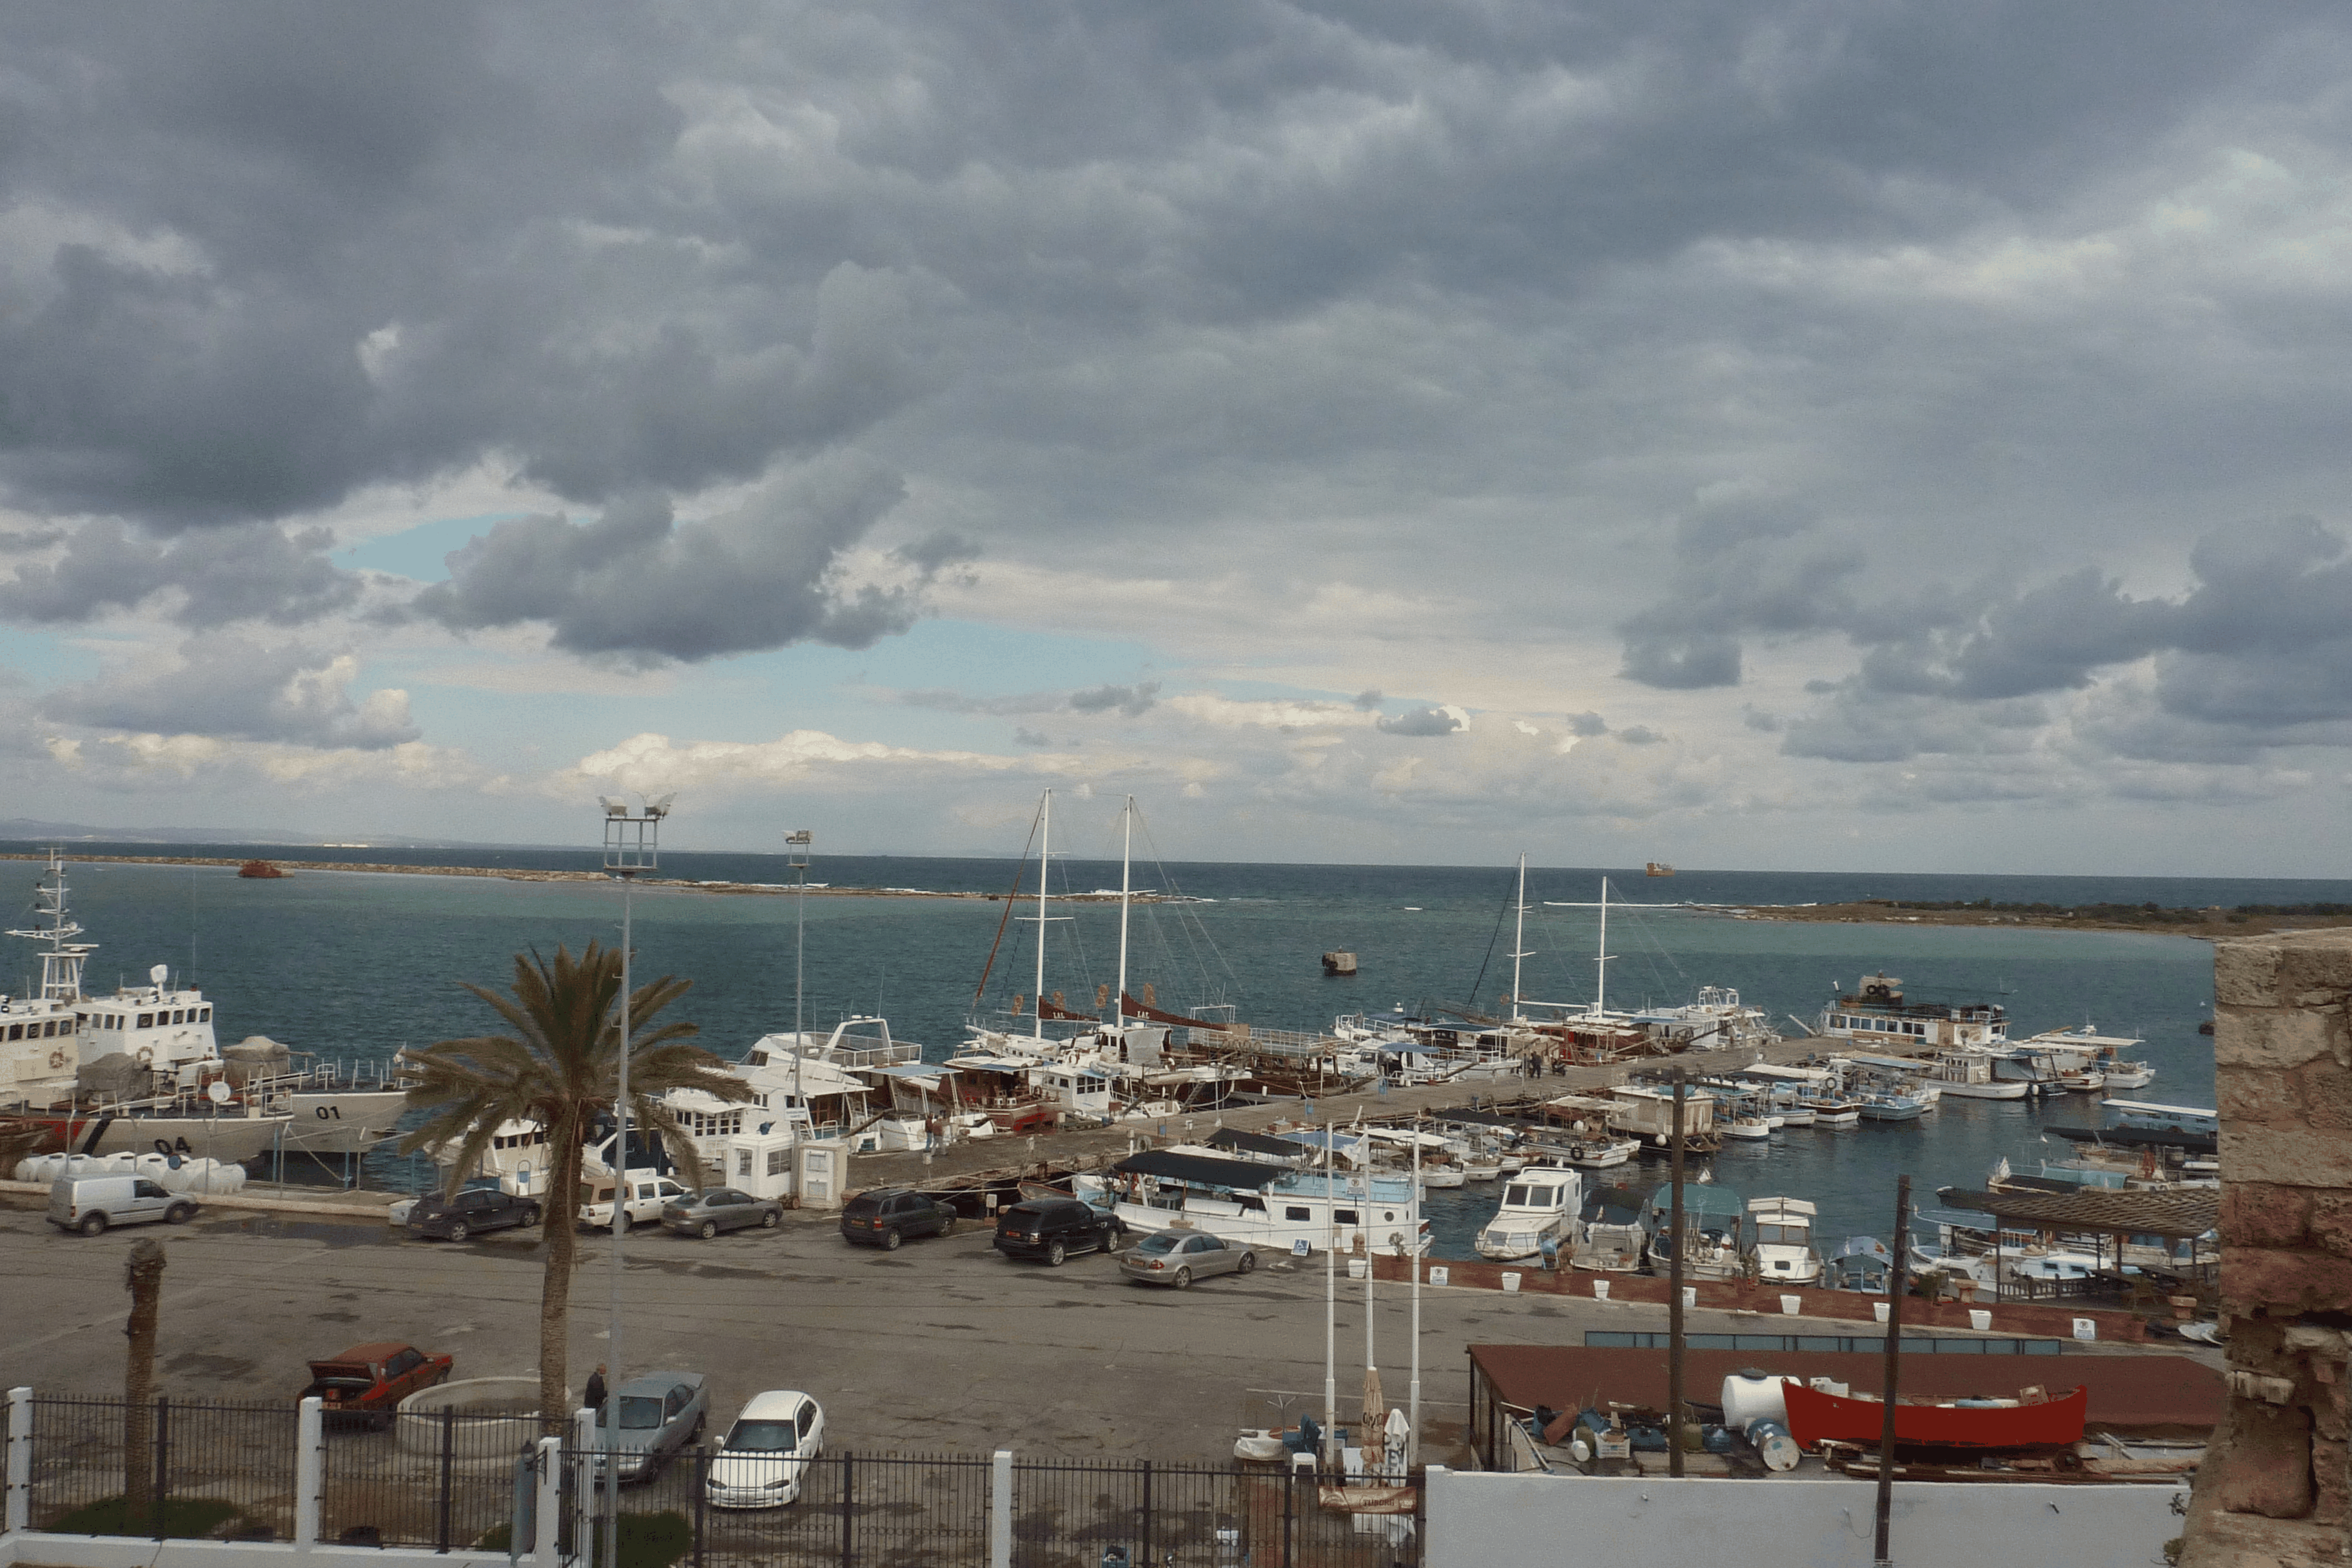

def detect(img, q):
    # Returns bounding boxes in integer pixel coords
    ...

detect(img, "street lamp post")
[596,792,669,1568]
[787,830,812,1121]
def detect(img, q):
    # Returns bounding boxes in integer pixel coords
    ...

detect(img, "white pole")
[1409,1115,1422,1468]
[794,834,806,1119]
[1323,1124,1335,1464]
[605,869,632,1568]
[1034,790,1050,1041]
[1115,798,1132,1035]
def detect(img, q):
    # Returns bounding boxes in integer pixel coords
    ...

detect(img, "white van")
[49,1175,197,1235]
[578,1174,688,1230]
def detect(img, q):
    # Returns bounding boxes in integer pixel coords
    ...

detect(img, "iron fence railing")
[19,1398,1421,1567]
[27,1396,297,1540]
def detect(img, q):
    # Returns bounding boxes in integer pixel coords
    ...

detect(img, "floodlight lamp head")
[600,796,629,817]
[645,793,676,818]
[787,830,812,846]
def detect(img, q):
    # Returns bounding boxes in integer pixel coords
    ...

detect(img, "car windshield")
[1134,1233,1182,1255]
[724,1420,796,1453]
[618,1396,665,1430]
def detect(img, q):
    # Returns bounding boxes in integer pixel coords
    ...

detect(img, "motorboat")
[1643,1182,1744,1280]
[1108,1144,1426,1257]
[1571,1184,1648,1272]
[1745,1197,1825,1286]
[1827,1235,1892,1293]
[1475,1164,1583,1262]
[1795,1095,1862,1128]
[1781,1380,2088,1452]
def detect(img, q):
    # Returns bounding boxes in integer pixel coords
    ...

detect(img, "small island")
[1727,897,2352,939]
[236,860,286,879]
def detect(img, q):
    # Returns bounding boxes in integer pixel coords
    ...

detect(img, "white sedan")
[706,1391,825,1509]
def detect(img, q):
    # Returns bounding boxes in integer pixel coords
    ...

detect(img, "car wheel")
[520,1205,542,1228]
[761,1210,779,1230]
[1046,1241,1066,1268]
[1237,1251,1257,1274]
[939,1216,957,1238]
[698,1220,718,1240]
[883,1228,903,1251]
[165,1204,194,1224]
[447,1222,469,1243]
[78,1213,106,1237]
[1173,1267,1193,1289]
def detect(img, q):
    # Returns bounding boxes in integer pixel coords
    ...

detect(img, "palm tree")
[397,941,751,1431]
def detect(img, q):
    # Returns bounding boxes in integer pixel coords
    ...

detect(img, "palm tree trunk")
[540,1113,583,1436]
[122,1239,165,1511]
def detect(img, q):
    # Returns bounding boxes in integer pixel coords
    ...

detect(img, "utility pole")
[1875,1173,1912,1566]
[1667,1068,1687,1480]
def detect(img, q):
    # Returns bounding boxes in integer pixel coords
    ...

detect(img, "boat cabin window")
[138,1014,154,1028]
[197,1007,210,1022]
[1335,1210,1359,1224]
[1286,1206,1311,1221]
[1504,1185,1529,1206]
[1755,1223,1807,1244]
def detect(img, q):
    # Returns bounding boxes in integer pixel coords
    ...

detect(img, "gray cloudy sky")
[2,1,2350,875]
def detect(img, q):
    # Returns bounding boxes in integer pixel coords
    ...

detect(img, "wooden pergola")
[1937,1186,2220,1302]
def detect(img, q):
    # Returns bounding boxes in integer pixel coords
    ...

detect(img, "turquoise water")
[10,847,2269,1251]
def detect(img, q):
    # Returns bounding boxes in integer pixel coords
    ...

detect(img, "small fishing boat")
[1572,1184,1647,1272]
[1475,1165,1583,1261]
[1745,1196,1825,1286]
[1827,1235,1892,1293]
[1721,1109,1773,1141]
[1857,1091,1927,1122]
[1796,1095,1862,1128]
[1781,1380,2088,1452]
[1643,1182,1745,1280]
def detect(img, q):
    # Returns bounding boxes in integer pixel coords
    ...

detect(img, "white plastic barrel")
[1720,1373,1792,1433]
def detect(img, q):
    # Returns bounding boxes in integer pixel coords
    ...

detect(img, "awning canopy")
[1114,1149,1289,1190]
[2046,1124,2217,1153]
[1206,1126,1306,1159]
[1937,1186,2220,1240]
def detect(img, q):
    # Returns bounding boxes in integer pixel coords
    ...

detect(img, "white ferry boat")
[1816,974,2008,1050]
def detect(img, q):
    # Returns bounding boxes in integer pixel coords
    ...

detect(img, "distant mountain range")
[0,818,508,850]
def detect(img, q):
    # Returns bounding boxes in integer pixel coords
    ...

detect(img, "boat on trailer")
[1781,1380,2088,1452]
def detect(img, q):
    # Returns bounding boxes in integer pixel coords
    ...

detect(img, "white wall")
[1424,1467,2188,1568]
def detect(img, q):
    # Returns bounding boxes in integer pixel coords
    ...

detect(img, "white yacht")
[1108,1144,1427,1257]
[1474,1166,1583,1261]
[1745,1197,1825,1286]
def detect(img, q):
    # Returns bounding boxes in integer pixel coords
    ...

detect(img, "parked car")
[840,1188,958,1250]
[579,1175,688,1230]
[593,1371,708,1482]
[404,1186,541,1241]
[302,1342,453,1429]
[992,1197,1121,1266]
[706,1390,826,1508]
[47,1175,197,1236]
[1117,1230,1257,1288]
[660,1188,781,1239]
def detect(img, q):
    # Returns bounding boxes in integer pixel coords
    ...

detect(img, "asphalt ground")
[0,1193,2219,1466]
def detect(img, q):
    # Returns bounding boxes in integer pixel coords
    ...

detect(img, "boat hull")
[12,1108,289,1163]
[1936,1081,2029,1101]
[284,1090,409,1153]
[1782,1381,2087,1451]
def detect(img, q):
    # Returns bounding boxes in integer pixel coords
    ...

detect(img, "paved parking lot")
[0,1196,1616,1462]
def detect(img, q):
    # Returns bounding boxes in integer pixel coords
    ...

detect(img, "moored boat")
[1781,1380,2088,1451]
[1475,1164,1583,1261]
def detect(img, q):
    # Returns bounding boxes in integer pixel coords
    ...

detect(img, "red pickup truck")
[303,1342,454,1428]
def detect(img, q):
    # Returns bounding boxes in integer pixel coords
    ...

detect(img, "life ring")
[48,1048,68,1070]
[135,1048,155,1067]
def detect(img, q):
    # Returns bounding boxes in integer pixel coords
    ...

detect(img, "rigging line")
[1462,871,1515,1014]
[969,798,1044,1009]
[1135,805,1239,997]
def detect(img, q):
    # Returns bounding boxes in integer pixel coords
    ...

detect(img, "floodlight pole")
[598,796,666,1568]
[788,830,812,1121]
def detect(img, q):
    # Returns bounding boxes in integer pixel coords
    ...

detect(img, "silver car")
[593,1371,708,1482]
[1116,1230,1257,1288]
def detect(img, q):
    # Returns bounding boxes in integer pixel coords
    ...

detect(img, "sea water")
[17,843,2332,1253]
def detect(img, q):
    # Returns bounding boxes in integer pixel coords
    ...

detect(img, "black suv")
[993,1199,1121,1266]
[842,1188,960,1250]
[404,1186,540,1241]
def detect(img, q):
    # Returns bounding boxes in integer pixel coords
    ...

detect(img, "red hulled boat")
[1781,1380,2087,1451]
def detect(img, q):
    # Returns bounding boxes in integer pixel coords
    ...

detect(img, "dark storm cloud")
[1616,491,1871,689]
[0,521,360,627]
[41,637,418,748]
[411,463,916,663]
[1377,705,1465,736]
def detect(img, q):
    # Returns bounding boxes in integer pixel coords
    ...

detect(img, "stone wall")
[2180,929,2352,1566]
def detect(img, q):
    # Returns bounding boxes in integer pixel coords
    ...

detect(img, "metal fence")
[565,1449,1420,1568]
[27,1396,297,1540]
[322,1409,538,1549]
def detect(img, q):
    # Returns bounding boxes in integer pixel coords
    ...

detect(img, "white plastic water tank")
[1720,1371,1792,1433]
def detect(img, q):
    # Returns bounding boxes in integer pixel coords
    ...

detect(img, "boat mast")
[1034,789,1050,1041]
[6,848,95,1002]
[1508,854,1529,1023]
[1115,796,1132,1036]
[1595,876,1612,1016]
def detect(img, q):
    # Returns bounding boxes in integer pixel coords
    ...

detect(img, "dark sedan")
[660,1188,782,1239]
[404,1187,540,1242]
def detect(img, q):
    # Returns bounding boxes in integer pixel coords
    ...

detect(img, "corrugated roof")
[1937,1186,2219,1240]
[1113,1149,1288,1190]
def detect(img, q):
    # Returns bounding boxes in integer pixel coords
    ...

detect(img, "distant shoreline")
[1710,899,2352,939]
[0,851,1171,902]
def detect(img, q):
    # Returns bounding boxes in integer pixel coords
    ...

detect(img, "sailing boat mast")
[1033,789,1051,1041]
[1596,876,1612,1016]
[1114,797,1132,1035]
[1507,854,1529,1023]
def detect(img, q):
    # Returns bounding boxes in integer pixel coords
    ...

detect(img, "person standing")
[585,1364,608,1414]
